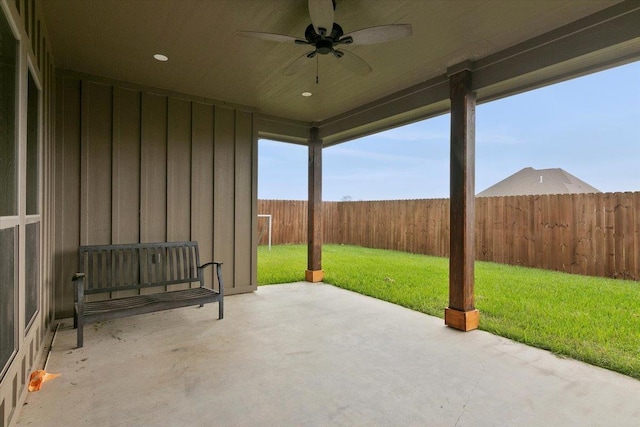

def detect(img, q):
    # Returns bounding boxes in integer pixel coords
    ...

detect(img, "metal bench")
[72,241,223,348]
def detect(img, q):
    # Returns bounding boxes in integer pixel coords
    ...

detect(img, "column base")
[305,269,324,282]
[445,308,479,331]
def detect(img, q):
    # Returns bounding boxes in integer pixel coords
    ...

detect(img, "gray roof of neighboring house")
[477,167,602,197]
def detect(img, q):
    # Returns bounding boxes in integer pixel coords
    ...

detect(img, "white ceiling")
[42,0,638,136]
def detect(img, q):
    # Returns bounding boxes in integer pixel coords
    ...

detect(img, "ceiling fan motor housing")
[305,23,349,54]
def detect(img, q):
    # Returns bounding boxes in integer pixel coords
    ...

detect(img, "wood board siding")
[258,193,639,280]
[112,88,141,244]
[140,92,168,244]
[234,111,254,289]
[81,81,113,245]
[213,107,236,291]
[167,98,192,243]
[55,77,81,317]
[191,102,215,294]
[54,73,257,318]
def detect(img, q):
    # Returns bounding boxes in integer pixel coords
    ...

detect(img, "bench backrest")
[78,241,203,295]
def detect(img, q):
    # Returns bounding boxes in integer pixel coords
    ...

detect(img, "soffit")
[43,0,622,124]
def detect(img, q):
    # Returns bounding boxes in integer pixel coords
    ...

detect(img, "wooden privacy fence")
[258,192,639,280]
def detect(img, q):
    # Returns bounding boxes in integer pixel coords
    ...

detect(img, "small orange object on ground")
[28,370,60,392]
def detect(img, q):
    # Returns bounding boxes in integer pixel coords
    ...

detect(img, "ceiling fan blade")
[308,0,334,36]
[283,51,315,76]
[334,50,372,76]
[341,24,412,45]
[236,30,300,44]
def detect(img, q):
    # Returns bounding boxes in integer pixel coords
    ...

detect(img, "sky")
[258,61,640,201]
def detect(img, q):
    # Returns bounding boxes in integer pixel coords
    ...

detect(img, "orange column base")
[444,308,480,331]
[305,269,324,282]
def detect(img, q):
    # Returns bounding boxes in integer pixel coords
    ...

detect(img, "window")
[0,11,17,216]
[0,228,16,376]
[24,68,41,329]
[0,5,18,378]
[26,70,39,214]
[24,222,39,328]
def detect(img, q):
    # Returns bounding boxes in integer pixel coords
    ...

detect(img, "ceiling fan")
[237,0,412,78]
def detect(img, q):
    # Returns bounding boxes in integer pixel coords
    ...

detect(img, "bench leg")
[219,298,223,320]
[77,318,84,348]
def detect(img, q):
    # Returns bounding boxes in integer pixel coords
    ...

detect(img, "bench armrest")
[197,262,223,296]
[198,261,222,269]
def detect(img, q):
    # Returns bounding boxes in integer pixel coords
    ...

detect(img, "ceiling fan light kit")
[237,0,412,78]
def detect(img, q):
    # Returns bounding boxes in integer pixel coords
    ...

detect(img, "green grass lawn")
[258,244,640,380]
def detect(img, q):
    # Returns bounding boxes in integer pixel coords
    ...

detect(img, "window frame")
[23,56,43,334]
[0,4,20,380]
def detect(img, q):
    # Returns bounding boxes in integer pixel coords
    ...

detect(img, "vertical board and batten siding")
[54,74,258,319]
[166,98,192,292]
[112,87,141,244]
[213,107,236,292]
[234,111,254,288]
[167,98,191,243]
[140,93,168,243]
[110,88,142,299]
[55,77,81,317]
[81,82,112,245]
[191,102,215,292]
[258,193,639,280]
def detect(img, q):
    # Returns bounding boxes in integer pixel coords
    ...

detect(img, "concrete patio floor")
[17,282,640,426]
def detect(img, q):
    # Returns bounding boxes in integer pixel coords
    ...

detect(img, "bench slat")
[168,246,175,282]
[131,248,139,288]
[106,249,112,292]
[82,288,221,325]
[158,247,165,285]
[84,287,219,315]
[84,288,218,315]
[83,278,201,295]
[181,247,194,282]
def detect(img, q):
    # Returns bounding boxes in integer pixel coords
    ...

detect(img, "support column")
[445,67,479,331]
[306,127,324,282]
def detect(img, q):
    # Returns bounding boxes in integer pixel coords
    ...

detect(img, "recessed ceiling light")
[302,92,312,97]
[154,54,168,62]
